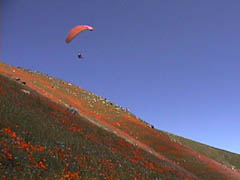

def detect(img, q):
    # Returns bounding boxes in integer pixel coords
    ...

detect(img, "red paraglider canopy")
[65,25,94,43]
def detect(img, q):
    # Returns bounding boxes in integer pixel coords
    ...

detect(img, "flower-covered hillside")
[1,62,240,179]
[0,74,196,179]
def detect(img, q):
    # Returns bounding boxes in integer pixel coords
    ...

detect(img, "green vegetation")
[1,61,240,180]
[163,131,240,171]
[0,75,186,179]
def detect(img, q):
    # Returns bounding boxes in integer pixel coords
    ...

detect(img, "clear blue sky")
[2,1,240,154]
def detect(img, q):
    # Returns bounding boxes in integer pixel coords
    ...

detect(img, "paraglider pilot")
[78,53,84,59]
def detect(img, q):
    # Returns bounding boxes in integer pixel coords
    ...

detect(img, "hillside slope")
[0,74,196,179]
[1,62,240,179]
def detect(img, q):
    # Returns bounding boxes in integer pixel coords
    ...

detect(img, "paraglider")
[65,25,94,59]
[65,25,94,43]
